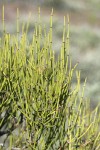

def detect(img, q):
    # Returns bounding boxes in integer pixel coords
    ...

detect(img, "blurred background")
[0,0,100,107]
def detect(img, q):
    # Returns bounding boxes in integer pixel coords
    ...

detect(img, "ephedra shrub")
[0,7,100,150]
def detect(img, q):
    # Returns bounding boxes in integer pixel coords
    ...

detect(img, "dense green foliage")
[0,7,100,150]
